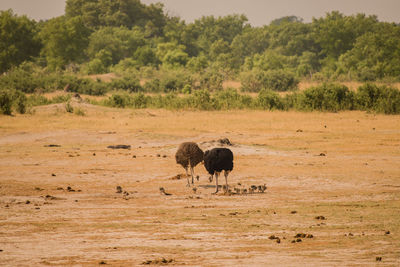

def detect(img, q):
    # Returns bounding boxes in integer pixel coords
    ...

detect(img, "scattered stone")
[56,187,63,190]
[34,187,43,191]
[93,153,96,156]
[142,258,174,265]
[276,238,281,244]
[296,238,302,242]
[291,240,296,243]
[291,211,297,214]
[348,233,354,236]
[25,200,31,204]
[44,144,61,147]
[315,215,326,220]
[319,153,326,156]
[116,186,122,193]
[51,173,56,177]
[156,154,161,157]
[269,235,278,240]
[99,260,107,265]
[107,145,131,150]
[296,129,303,132]
[67,186,75,192]
[132,155,136,158]
[376,257,382,261]
[218,138,232,146]
[385,231,390,235]
[45,195,58,200]
[306,234,314,238]
[163,155,167,158]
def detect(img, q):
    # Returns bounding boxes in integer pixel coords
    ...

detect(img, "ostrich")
[175,142,204,187]
[204,148,234,194]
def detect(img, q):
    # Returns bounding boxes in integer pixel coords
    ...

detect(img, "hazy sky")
[1,0,399,26]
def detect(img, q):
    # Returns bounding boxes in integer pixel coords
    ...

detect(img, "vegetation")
[0,1,399,114]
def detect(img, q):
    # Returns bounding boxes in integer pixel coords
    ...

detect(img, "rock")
[218,138,232,146]
[107,145,131,150]
[44,144,61,147]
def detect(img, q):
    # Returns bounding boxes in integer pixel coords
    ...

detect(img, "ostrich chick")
[175,142,204,187]
[204,148,234,194]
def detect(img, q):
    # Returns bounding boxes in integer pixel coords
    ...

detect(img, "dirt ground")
[1,102,399,266]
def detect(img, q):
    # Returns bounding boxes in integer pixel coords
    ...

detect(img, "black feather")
[204,148,234,175]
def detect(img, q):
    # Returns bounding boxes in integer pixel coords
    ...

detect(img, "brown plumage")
[175,142,204,187]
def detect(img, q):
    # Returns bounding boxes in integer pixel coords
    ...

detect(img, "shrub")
[257,89,285,110]
[74,107,86,116]
[188,89,215,110]
[241,69,299,92]
[356,83,400,114]
[214,88,253,109]
[65,101,74,113]
[262,70,299,92]
[199,71,224,91]
[109,76,143,92]
[0,89,13,115]
[143,78,161,92]
[14,90,27,114]
[297,83,354,112]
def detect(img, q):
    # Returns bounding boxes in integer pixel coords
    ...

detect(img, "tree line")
[1,0,400,115]
[1,0,400,82]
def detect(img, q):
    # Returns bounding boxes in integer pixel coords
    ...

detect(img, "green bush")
[65,101,74,113]
[199,71,224,91]
[14,90,27,114]
[0,89,13,115]
[214,88,253,109]
[356,83,400,114]
[143,78,161,92]
[297,83,354,112]
[241,69,299,92]
[0,89,29,115]
[257,89,285,110]
[188,89,215,110]
[109,76,143,92]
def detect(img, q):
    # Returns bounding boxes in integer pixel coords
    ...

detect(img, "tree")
[39,16,91,70]
[86,26,145,65]
[338,23,400,80]
[312,11,379,59]
[0,10,41,73]
[65,0,166,34]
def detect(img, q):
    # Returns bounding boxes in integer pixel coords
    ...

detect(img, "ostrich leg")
[213,172,220,194]
[190,165,195,184]
[185,167,190,187]
[224,170,230,192]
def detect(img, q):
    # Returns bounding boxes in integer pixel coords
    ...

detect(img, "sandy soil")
[1,102,399,266]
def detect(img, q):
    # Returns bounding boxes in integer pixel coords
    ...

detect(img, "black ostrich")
[175,142,204,187]
[204,148,234,194]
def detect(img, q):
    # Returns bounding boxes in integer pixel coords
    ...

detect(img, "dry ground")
[0,102,399,266]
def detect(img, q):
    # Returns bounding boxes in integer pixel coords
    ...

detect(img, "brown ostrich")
[175,142,204,187]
